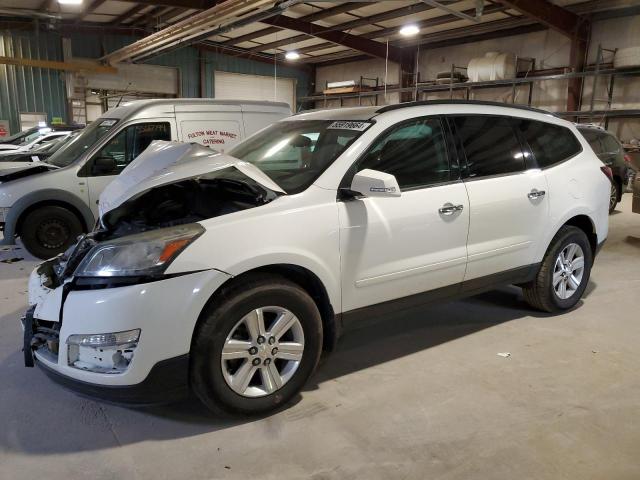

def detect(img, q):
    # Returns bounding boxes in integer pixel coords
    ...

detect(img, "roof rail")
[376,100,555,116]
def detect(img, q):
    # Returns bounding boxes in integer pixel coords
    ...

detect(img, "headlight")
[74,223,204,277]
[0,207,8,223]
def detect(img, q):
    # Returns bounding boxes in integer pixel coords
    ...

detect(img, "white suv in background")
[23,101,610,415]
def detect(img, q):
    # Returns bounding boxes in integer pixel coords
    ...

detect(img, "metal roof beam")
[492,0,581,36]
[258,14,408,63]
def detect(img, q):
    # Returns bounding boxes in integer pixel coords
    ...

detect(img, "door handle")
[439,203,464,215]
[527,189,546,200]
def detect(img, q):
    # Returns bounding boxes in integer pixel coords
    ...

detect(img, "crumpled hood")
[99,141,285,218]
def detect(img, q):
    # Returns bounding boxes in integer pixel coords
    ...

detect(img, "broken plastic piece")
[497,352,511,358]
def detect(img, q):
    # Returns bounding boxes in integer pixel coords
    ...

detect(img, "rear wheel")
[190,274,322,415]
[20,206,84,259]
[522,226,593,313]
[609,181,619,214]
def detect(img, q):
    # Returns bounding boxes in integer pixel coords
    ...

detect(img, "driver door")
[82,121,172,217]
[339,116,469,313]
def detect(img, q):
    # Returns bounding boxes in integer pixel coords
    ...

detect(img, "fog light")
[67,329,140,347]
[67,329,140,374]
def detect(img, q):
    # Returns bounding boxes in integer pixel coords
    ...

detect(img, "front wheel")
[20,206,84,259]
[190,274,323,415]
[522,226,593,313]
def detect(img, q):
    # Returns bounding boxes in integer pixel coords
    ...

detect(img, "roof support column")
[567,20,591,113]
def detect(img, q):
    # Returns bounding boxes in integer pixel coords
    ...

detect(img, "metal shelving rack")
[299,48,640,127]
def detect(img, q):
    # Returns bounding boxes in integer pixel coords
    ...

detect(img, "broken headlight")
[74,224,204,278]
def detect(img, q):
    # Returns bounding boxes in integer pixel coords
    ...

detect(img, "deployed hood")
[99,141,285,218]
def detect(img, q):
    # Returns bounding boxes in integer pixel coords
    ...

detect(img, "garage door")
[214,71,296,109]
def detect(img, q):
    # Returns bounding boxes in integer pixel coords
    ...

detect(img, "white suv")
[23,101,610,415]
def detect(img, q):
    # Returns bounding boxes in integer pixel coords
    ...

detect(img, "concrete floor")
[1,196,639,480]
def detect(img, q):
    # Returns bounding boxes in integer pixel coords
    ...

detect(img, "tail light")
[624,153,632,165]
[600,165,614,181]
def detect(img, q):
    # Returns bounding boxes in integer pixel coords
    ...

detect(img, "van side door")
[81,120,173,218]
[450,115,549,287]
[176,105,245,152]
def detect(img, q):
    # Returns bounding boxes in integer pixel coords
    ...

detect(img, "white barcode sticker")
[327,121,371,131]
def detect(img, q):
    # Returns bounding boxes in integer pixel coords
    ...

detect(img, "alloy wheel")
[553,243,585,300]
[221,306,305,398]
[610,183,617,211]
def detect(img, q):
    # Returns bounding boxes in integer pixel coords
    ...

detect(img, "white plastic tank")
[467,52,517,82]
[614,46,640,69]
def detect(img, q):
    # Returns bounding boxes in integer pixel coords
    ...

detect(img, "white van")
[0,99,291,258]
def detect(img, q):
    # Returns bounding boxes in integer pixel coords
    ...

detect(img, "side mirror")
[350,169,401,198]
[92,156,117,176]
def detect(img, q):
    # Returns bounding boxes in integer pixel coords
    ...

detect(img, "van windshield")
[46,119,118,168]
[228,119,371,194]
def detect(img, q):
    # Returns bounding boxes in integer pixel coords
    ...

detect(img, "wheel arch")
[196,264,340,352]
[5,189,94,240]
[562,214,598,256]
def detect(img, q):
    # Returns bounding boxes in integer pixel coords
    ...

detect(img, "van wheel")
[190,274,322,415]
[20,206,84,259]
[522,226,593,313]
[609,181,619,214]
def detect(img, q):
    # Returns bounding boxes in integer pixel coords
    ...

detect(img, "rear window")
[518,120,582,168]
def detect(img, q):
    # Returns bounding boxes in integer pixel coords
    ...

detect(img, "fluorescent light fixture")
[285,51,300,61]
[399,24,420,37]
[58,0,83,4]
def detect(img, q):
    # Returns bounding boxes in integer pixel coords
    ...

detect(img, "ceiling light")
[399,24,420,37]
[58,0,83,5]
[285,51,300,61]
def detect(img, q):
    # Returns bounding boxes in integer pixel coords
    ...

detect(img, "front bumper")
[36,353,190,406]
[24,265,231,402]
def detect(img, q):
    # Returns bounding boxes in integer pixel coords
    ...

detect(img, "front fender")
[2,189,95,244]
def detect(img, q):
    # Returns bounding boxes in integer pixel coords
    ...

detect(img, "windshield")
[46,119,117,168]
[228,119,371,193]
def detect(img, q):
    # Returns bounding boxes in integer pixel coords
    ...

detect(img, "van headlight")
[74,224,204,277]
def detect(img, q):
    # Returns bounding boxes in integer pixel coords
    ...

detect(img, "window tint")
[357,117,450,189]
[519,120,582,168]
[453,116,525,177]
[93,122,171,175]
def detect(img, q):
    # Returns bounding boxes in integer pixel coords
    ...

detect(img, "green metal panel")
[0,29,313,134]
[0,31,67,135]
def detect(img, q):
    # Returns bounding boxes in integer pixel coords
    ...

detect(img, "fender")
[537,205,598,261]
[1,189,95,245]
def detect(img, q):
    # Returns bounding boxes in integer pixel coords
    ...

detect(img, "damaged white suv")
[23,101,610,415]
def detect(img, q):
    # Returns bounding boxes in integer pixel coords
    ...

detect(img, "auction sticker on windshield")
[327,121,372,131]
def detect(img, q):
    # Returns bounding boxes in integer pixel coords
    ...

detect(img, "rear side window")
[357,117,451,189]
[452,115,525,178]
[518,120,582,168]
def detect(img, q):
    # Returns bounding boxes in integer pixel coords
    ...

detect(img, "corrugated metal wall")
[0,29,312,132]
[0,31,67,135]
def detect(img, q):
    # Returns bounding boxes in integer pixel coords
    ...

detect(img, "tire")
[190,274,323,415]
[522,226,593,313]
[609,181,619,214]
[20,206,84,259]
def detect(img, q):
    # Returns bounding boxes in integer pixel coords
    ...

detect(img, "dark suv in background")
[577,124,637,213]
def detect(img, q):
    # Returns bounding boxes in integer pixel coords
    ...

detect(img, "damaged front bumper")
[23,256,231,405]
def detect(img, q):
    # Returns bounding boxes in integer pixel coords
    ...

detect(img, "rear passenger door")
[450,115,549,283]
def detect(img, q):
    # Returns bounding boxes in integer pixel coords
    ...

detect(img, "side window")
[91,122,171,176]
[519,120,582,168]
[357,117,451,189]
[452,115,525,178]
[579,129,604,154]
